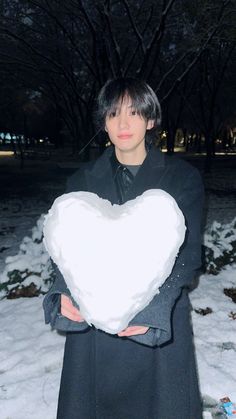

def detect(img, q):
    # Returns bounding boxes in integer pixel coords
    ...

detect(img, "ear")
[147,120,155,130]
[105,125,108,132]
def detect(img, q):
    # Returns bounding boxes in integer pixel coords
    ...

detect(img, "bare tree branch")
[121,0,146,55]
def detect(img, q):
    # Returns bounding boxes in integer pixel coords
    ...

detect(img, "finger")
[61,300,81,317]
[118,326,141,335]
[61,294,72,306]
[61,295,82,317]
[118,326,149,337]
[61,297,84,321]
[61,306,84,322]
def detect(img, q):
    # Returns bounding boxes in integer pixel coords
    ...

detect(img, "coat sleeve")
[42,168,89,333]
[128,167,204,347]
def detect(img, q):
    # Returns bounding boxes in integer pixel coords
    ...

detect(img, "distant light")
[159,149,236,156]
[0,151,14,156]
[39,139,44,143]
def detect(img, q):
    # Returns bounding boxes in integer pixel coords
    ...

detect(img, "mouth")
[117,134,132,140]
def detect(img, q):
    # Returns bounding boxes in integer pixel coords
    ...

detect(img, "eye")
[108,111,117,118]
[130,109,137,116]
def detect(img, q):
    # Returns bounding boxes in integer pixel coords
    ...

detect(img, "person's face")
[105,96,154,163]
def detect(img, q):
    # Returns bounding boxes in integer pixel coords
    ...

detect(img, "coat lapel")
[125,147,168,202]
[84,147,118,204]
[84,146,170,205]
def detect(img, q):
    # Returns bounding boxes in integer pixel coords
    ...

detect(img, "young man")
[43,78,204,418]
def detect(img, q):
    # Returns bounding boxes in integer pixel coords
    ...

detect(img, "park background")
[0,1,236,418]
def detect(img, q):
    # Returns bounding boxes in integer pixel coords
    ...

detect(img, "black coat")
[43,146,204,419]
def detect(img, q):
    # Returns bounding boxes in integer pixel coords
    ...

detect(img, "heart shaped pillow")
[43,189,186,334]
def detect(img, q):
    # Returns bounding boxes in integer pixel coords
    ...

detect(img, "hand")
[118,325,149,337]
[61,294,85,322]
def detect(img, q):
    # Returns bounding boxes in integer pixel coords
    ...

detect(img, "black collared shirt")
[110,151,141,204]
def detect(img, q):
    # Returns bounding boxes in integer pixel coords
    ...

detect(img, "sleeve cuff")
[43,291,89,333]
[127,327,172,347]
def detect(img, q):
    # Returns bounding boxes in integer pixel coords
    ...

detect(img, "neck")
[115,147,147,166]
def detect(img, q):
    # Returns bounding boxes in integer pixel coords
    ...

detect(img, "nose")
[118,111,129,130]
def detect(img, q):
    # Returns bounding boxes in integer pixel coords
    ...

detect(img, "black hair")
[95,77,161,143]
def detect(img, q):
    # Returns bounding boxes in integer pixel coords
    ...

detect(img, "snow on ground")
[1,267,236,419]
[0,154,236,418]
[0,296,64,419]
[191,266,236,405]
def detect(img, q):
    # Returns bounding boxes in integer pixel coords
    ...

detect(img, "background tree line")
[0,0,235,168]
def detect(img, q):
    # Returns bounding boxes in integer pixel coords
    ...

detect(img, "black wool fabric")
[43,145,204,419]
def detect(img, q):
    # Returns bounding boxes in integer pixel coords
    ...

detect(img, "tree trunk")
[166,128,175,154]
[204,134,213,172]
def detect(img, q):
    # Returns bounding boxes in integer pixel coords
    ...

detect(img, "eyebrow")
[109,102,134,110]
